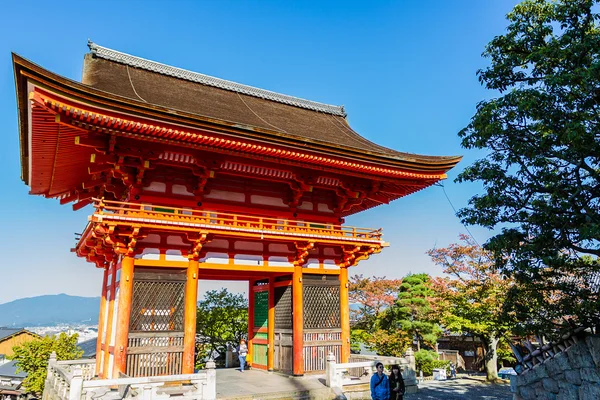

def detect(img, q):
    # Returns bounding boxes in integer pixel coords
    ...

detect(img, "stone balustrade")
[42,353,217,400]
[325,349,418,396]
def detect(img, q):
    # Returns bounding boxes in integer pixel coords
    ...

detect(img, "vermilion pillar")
[340,267,350,362]
[103,261,118,378]
[267,277,275,371]
[247,279,255,367]
[183,259,199,373]
[95,265,109,376]
[292,264,304,375]
[113,255,135,377]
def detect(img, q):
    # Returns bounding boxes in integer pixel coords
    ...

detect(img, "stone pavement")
[216,368,512,399]
[406,378,512,400]
[216,368,331,399]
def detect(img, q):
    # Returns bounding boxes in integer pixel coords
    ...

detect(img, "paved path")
[216,368,512,399]
[407,378,511,400]
[216,368,327,399]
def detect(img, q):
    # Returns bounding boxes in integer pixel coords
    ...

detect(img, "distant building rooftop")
[0,361,26,379]
[0,328,25,341]
[78,337,98,359]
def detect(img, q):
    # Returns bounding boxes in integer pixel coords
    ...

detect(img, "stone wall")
[512,335,600,400]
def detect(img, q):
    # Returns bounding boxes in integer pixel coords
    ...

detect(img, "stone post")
[204,359,217,400]
[404,348,418,394]
[68,366,83,400]
[225,344,234,368]
[326,351,340,388]
[43,352,57,400]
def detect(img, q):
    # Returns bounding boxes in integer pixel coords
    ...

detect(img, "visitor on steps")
[237,339,248,372]
[370,362,390,400]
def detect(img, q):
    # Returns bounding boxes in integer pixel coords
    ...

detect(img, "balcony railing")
[43,352,216,400]
[90,198,384,244]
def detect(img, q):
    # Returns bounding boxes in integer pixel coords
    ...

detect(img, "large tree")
[458,0,600,330]
[10,333,83,395]
[196,289,248,364]
[428,235,515,381]
[380,273,442,352]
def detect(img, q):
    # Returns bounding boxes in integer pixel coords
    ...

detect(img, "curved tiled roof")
[82,42,461,169]
[88,41,346,117]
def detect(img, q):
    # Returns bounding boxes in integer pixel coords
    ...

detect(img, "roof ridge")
[87,41,346,117]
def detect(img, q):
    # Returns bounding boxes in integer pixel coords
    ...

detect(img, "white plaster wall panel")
[269,243,291,253]
[202,253,229,264]
[165,249,184,258]
[172,184,193,196]
[306,258,321,269]
[298,201,313,210]
[323,247,338,257]
[143,181,166,193]
[323,259,340,269]
[137,248,160,259]
[140,234,161,244]
[207,239,229,249]
[110,288,119,346]
[234,254,263,264]
[204,190,245,202]
[268,256,293,267]
[234,241,264,251]
[166,235,186,246]
[251,195,287,207]
[318,203,334,212]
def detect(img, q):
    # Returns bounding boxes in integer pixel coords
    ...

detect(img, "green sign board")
[254,291,268,329]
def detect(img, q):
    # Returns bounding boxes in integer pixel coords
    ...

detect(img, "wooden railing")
[91,198,383,242]
[42,352,217,400]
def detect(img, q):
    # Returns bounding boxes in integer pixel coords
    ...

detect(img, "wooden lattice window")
[130,279,185,332]
[303,283,340,329]
[274,286,292,329]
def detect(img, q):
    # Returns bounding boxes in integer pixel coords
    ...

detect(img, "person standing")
[370,362,390,400]
[237,339,248,372]
[389,365,405,400]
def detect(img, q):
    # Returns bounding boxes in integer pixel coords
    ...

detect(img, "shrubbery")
[414,349,450,376]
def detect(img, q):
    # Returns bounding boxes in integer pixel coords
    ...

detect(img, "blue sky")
[0,1,519,304]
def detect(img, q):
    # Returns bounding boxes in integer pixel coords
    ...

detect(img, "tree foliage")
[458,0,600,329]
[196,289,248,364]
[349,274,440,356]
[348,275,403,355]
[380,273,442,352]
[10,333,83,395]
[428,235,516,381]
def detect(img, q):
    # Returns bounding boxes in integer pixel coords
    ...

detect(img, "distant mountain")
[0,294,99,327]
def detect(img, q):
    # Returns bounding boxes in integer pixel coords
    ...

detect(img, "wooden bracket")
[293,241,315,267]
[187,233,209,260]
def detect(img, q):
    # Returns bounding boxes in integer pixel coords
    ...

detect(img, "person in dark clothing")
[388,364,405,400]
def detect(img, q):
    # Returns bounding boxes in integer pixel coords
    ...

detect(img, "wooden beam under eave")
[132,258,340,275]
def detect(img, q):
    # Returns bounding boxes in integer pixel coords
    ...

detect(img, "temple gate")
[12,41,460,378]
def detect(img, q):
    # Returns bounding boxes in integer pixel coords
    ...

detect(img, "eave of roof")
[88,41,347,117]
[13,53,462,185]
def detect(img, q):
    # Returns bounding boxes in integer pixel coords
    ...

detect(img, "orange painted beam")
[95,266,109,377]
[113,256,134,377]
[247,279,254,367]
[340,266,350,363]
[292,263,304,376]
[183,259,199,374]
[103,261,118,378]
[267,277,275,371]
